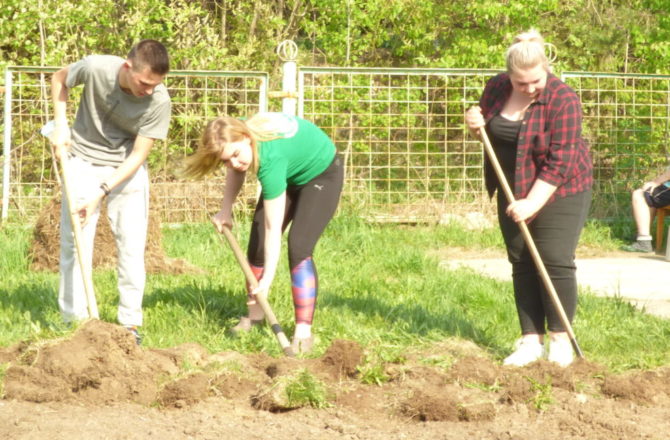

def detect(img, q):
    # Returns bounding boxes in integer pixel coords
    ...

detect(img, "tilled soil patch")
[1,320,669,440]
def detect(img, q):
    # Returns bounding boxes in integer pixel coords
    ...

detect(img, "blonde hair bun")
[506,29,557,73]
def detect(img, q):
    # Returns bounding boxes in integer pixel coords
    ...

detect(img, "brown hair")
[128,39,170,75]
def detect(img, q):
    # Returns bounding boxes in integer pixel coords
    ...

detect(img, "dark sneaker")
[125,326,142,345]
[621,240,653,253]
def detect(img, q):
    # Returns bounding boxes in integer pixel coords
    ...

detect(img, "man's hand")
[51,121,72,160]
[42,119,71,160]
[74,191,105,227]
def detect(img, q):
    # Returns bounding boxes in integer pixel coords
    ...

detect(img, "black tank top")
[486,115,522,188]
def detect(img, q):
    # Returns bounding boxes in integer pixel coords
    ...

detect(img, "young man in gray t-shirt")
[50,40,172,343]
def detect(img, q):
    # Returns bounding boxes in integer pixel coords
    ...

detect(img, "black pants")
[248,154,344,269]
[497,189,591,334]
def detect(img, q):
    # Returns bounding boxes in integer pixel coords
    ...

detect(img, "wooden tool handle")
[479,127,583,358]
[59,154,99,319]
[219,226,294,356]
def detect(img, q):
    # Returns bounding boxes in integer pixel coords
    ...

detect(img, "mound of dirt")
[1,321,670,439]
[320,338,364,379]
[4,320,181,404]
[29,195,202,275]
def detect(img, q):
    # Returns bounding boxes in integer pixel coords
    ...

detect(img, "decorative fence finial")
[277,40,298,62]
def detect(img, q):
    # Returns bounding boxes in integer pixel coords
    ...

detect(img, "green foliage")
[4,1,670,221]
[356,342,409,385]
[283,368,331,409]
[359,363,390,386]
[0,362,7,398]
[526,375,554,411]
[2,0,670,76]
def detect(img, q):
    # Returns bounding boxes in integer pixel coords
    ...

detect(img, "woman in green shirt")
[184,113,343,354]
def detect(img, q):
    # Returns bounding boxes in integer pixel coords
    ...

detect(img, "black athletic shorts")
[643,182,670,208]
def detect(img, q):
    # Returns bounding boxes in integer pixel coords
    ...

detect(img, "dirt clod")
[320,339,363,379]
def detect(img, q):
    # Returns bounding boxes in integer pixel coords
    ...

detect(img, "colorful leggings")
[247,155,344,324]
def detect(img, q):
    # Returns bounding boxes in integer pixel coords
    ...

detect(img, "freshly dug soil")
[1,320,669,440]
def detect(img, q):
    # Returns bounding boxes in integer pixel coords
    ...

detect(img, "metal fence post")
[277,40,299,116]
[2,69,13,222]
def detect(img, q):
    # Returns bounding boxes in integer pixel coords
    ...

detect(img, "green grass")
[283,368,331,409]
[0,362,8,398]
[579,218,636,251]
[1,214,669,372]
[526,375,554,411]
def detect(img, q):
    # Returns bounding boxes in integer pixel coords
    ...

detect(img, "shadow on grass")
[318,272,516,357]
[321,291,485,339]
[143,280,248,327]
[1,280,59,328]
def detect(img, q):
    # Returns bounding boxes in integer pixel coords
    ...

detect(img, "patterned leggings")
[247,155,344,324]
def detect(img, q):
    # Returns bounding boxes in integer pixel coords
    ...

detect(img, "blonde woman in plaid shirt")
[465,30,592,367]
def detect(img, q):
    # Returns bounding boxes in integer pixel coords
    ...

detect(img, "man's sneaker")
[547,338,574,367]
[229,316,264,335]
[290,335,314,355]
[621,240,653,253]
[503,338,544,367]
[125,326,142,345]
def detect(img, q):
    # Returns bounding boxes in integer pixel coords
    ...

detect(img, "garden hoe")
[42,122,99,319]
[216,224,295,357]
[479,127,584,359]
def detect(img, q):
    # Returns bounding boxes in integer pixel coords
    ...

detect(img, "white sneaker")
[547,338,574,367]
[503,339,544,367]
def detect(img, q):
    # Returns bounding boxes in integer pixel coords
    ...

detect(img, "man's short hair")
[128,40,170,75]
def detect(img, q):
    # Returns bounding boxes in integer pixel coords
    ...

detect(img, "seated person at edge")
[465,29,593,367]
[622,168,670,253]
[181,113,344,355]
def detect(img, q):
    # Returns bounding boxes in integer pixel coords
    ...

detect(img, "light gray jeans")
[59,155,149,327]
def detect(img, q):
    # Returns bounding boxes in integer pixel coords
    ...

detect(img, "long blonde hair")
[181,113,295,179]
[505,29,554,74]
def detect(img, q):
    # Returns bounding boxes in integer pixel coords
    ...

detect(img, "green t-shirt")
[257,115,336,199]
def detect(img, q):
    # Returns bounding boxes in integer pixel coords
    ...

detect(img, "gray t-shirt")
[66,54,171,166]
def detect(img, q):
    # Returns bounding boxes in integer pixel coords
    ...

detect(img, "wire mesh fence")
[561,72,670,218]
[1,67,268,223]
[299,67,500,222]
[4,65,670,225]
[298,67,670,221]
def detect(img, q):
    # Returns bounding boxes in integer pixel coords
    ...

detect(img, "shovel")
[480,127,583,359]
[42,121,99,319]
[215,224,294,357]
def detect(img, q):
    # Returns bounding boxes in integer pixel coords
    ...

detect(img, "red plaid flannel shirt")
[480,73,593,202]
